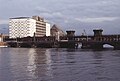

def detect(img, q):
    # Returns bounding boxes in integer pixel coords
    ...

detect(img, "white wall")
[9,18,36,38]
[28,19,36,37]
[46,23,50,36]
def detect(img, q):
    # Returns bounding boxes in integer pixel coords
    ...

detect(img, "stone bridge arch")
[102,43,114,48]
[102,42,120,49]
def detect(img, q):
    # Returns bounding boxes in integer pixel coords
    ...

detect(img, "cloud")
[0,0,120,34]
[0,19,9,24]
[35,7,51,13]
[75,17,119,23]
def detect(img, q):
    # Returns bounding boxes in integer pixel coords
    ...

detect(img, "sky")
[0,0,120,35]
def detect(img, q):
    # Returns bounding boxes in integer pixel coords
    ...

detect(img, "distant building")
[0,35,3,42]
[9,16,50,38]
[0,34,8,47]
[51,24,65,36]
[51,24,65,41]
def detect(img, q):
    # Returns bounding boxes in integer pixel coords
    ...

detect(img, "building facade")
[9,17,36,38]
[32,16,50,37]
[9,16,50,38]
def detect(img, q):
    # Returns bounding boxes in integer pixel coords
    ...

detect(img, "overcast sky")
[0,0,120,35]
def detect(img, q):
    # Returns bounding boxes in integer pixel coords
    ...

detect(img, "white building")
[9,16,51,38]
[9,17,36,38]
[46,23,50,36]
[32,16,46,37]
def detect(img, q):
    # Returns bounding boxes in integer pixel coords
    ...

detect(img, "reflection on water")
[27,48,53,81]
[0,48,120,81]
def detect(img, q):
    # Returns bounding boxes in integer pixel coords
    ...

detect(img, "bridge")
[60,30,120,49]
[74,35,120,49]
[5,29,120,49]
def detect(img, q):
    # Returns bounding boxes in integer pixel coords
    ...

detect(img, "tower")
[93,29,103,36]
[66,31,75,40]
[93,29,103,41]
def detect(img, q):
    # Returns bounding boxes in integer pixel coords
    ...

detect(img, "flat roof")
[10,17,30,19]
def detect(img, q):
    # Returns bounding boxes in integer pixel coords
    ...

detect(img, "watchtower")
[93,29,103,36]
[66,31,75,40]
[66,31,75,36]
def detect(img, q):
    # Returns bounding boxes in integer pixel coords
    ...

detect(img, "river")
[0,48,120,81]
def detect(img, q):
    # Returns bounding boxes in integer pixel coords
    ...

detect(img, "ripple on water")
[0,48,120,81]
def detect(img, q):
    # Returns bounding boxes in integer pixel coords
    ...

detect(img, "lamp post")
[33,32,36,43]
[83,29,88,41]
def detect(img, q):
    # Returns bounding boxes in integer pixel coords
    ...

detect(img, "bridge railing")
[74,35,120,42]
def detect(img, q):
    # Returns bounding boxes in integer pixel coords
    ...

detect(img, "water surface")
[0,48,120,81]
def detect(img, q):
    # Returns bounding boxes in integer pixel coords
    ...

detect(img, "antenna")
[83,29,86,36]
